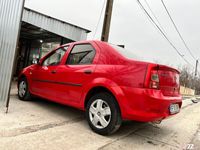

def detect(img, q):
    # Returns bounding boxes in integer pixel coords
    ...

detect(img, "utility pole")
[195,60,198,76]
[101,0,114,42]
[193,59,199,100]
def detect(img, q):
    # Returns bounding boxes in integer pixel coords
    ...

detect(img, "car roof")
[61,40,105,47]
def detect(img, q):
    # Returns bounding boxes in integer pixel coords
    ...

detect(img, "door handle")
[84,70,92,74]
[51,70,57,74]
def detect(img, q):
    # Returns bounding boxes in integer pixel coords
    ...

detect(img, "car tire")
[18,77,32,101]
[86,92,122,135]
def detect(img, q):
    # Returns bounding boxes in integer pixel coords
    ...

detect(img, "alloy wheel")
[19,81,27,98]
[89,99,111,129]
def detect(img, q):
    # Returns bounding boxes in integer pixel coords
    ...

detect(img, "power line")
[144,0,166,34]
[93,0,106,39]
[136,0,194,67]
[160,0,196,60]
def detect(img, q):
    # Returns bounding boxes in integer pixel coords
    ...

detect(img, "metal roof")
[20,22,63,41]
[22,7,91,41]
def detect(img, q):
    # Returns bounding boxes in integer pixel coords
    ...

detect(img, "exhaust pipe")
[152,119,162,124]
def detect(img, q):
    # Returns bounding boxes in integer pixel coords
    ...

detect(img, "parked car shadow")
[23,96,171,139]
[29,96,84,118]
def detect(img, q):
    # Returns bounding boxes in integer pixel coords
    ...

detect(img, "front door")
[31,47,67,100]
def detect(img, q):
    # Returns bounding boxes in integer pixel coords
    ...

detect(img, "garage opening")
[14,7,90,77]
[14,22,73,77]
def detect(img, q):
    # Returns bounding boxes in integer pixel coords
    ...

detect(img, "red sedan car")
[18,40,182,135]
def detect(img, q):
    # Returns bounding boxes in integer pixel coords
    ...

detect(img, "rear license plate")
[169,104,180,114]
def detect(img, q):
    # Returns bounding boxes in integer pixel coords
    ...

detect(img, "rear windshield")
[109,44,141,60]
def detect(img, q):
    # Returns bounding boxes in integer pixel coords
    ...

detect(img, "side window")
[67,44,95,65]
[43,47,68,66]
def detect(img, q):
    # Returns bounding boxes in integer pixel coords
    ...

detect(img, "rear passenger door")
[55,43,98,103]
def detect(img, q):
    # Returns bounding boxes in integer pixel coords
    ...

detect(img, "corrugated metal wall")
[0,0,25,107]
[22,8,89,41]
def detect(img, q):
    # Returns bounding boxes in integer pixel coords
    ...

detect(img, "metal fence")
[0,0,25,107]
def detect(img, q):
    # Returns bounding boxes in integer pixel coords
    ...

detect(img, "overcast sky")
[25,0,200,70]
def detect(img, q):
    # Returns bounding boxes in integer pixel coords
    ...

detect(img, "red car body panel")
[19,40,182,122]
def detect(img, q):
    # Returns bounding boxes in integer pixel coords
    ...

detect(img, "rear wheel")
[86,92,122,135]
[18,77,32,101]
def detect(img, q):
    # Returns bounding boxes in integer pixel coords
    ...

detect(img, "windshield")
[109,44,141,60]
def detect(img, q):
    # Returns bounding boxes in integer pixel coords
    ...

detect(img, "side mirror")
[38,59,43,65]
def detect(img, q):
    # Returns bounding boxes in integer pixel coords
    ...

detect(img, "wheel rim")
[89,99,111,129]
[19,81,26,98]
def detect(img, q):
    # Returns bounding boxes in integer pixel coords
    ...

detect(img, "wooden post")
[101,0,114,42]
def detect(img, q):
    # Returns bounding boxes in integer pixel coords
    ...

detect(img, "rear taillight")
[149,70,159,89]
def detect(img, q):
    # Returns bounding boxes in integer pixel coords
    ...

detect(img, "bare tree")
[179,65,200,95]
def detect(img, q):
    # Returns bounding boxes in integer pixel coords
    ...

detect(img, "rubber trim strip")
[33,79,82,87]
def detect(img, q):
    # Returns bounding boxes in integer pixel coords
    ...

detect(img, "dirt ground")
[0,85,200,150]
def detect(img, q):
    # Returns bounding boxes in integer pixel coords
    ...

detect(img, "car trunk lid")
[158,65,180,96]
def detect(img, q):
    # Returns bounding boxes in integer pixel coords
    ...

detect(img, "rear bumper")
[118,87,182,122]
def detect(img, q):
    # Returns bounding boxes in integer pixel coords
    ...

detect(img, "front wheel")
[86,92,122,135]
[18,77,32,101]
